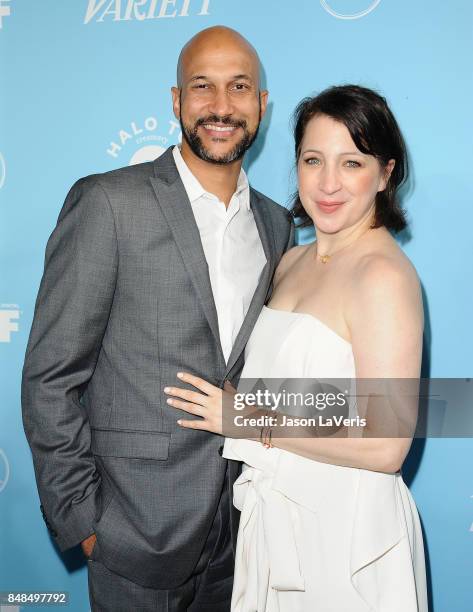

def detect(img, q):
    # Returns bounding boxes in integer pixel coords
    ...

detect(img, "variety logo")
[106,116,181,165]
[0,151,5,189]
[0,305,20,343]
[320,0,381,20]
[0,449,9,493]
[0,0,11,30]
[84,0,210,24]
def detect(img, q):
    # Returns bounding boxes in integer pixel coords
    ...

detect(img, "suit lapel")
[225,189,277,376]
[149,148,224,361]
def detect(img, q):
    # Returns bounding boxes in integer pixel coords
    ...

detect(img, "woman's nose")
[319,165,341,194]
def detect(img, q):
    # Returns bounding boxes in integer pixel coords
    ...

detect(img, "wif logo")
[471,495,473,532]
[0,305,20,343]
[84,0,210,24]
[0,152,5,189]
[0,449,9,493]
[0,0,11,29]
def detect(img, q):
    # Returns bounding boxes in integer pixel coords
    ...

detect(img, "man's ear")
[171,87,181,121]
[259,90,269,120]
[378,159,395,192]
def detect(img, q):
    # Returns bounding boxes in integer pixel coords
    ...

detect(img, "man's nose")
[208,89,234,118]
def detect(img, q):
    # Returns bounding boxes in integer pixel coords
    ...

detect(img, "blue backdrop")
[1,1,472,610]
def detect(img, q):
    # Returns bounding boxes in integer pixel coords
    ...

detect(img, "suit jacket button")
[218,445,224,456]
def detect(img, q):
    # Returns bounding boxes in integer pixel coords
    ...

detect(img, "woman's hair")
[291,84,408,232]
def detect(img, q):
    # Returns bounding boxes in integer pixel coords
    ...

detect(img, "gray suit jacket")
[21,147,294,588]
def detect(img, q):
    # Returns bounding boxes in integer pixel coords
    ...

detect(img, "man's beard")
[179,113,260,165]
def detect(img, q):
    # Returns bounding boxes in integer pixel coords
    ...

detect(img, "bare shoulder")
[347,239,423,331]
[356,245,420,298]
[273,245,308,285]
[346,237,424,378]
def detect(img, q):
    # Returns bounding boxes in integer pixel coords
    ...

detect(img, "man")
[22,26,293,611]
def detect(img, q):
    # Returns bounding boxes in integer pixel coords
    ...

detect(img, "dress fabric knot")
[232,465,305,611]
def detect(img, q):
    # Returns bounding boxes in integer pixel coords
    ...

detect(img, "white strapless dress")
[223,306,428,612]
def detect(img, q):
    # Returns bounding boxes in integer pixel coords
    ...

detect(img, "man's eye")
[232,83,249,91]
[345,160,361,168]
[193,83,209,89]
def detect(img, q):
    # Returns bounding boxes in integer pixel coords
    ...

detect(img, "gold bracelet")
[260,410,274,449]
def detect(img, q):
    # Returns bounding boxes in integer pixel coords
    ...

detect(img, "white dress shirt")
[172,146,267,363]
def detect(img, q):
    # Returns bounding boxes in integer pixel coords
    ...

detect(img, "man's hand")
[81,533,97,558]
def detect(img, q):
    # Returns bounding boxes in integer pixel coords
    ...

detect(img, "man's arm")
[21,177,118,551]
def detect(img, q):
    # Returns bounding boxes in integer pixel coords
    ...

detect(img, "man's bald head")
[176,26,262,89]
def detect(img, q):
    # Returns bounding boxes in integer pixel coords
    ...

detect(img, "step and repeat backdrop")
[1,1,472,610]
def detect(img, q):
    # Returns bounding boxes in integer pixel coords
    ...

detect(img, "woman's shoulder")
[345,234,424,378]
[354,237,420,294]
[346,235,423,329]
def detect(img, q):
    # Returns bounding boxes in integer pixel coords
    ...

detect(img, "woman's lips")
[316,201,345,214]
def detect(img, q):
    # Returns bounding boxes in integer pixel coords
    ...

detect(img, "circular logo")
[0,152,5,189]
[320,0,382,20]
[129,145,166,166]
[0,449,10,493]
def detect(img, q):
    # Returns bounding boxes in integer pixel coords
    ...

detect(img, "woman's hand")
[164,372,236,435]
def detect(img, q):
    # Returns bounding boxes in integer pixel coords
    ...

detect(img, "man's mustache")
[194,115,247,130]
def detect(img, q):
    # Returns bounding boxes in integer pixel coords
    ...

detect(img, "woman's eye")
[305,157,321,166]
[345,160,361,168]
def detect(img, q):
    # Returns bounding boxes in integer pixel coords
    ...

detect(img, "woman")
[164,85,428,611]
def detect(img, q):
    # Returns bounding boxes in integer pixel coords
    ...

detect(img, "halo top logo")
[84,0,210,24]
[320,0,381,20]
[107,116,181,165]
[0,304,20,343]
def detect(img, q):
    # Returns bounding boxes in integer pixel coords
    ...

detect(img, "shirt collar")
[172,145,250,210]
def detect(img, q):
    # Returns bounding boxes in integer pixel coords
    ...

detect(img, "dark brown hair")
[292,84,408,232]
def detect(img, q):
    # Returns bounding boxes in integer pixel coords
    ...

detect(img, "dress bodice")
[240,305,355,379]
